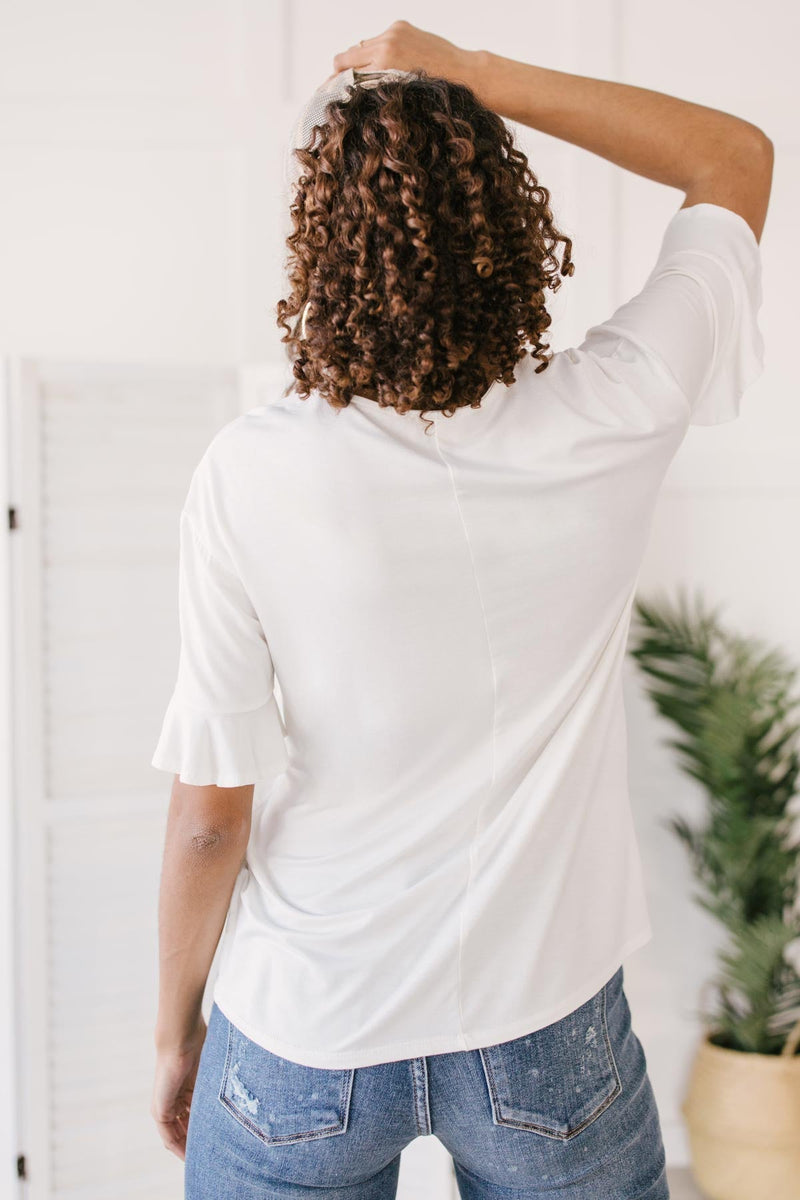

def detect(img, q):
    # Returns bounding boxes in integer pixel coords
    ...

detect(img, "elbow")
[733,124,774,175]
[169,778,254,857]
[683,124,774,240]
[751,128,774,172]
[181,818,250,864]
[740,128,775,218]
[760,133,775,182]
[752,125,774,157]
[189,827,228,855]
[169,793,252,862]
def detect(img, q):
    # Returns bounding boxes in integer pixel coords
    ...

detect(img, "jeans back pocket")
[479,972,622,1141]
[218,1014,355,1147]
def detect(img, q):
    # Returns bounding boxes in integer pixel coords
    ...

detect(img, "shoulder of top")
[195,399,300,467]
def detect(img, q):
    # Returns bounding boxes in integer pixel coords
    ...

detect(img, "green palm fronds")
[630,588,800,1054]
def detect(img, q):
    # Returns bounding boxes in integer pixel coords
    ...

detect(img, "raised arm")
[331,20,774,243]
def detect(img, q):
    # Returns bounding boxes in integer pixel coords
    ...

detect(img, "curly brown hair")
[276,69,575,430]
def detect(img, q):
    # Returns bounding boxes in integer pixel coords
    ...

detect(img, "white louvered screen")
[11,360,241,1199]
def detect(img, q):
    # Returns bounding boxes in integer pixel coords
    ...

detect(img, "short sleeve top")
[151,202,764,1068]
[578,201,764,425]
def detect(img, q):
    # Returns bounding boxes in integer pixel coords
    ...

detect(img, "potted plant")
[629,590,800,1200]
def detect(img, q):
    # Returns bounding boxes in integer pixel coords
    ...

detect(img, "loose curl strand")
[276,70,575,432]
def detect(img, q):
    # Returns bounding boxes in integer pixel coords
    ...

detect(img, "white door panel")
[10,361,240,1199]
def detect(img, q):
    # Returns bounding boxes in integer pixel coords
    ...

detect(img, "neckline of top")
[346,371,512,433]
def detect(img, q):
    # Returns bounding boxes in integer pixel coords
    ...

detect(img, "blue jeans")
[185,965,669,1198]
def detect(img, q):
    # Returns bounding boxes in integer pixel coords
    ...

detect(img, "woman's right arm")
[464,48,773,241]
[333,21,773,242]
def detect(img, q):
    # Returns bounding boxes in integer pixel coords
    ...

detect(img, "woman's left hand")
[151,1016,207,1161]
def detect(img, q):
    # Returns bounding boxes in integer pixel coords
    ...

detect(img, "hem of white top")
[210,922,654,1070]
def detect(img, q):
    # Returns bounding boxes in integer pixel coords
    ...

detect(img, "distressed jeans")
[184,964,670,1198]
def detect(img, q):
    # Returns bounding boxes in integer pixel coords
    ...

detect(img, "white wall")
[0,0,796,1190]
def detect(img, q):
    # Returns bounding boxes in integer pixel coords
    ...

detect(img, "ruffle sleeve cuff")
[150,691,289,788]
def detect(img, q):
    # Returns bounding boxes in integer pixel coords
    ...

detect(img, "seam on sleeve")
[181,508,240,580]
[650,247,742,291]
[649,264,722,406]
[166,691,279,718]
[601,257,727,411]
[592,318,695,408]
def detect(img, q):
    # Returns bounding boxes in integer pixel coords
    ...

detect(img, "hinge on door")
[8,506,17,530]
[16,1155,26,1179]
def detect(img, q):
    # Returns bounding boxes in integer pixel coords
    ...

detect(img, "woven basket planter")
[682,1016,800,1200]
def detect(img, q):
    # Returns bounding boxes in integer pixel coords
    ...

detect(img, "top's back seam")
[431,424,498,1045]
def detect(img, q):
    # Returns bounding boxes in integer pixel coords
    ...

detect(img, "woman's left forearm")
[155,778,254,1052]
